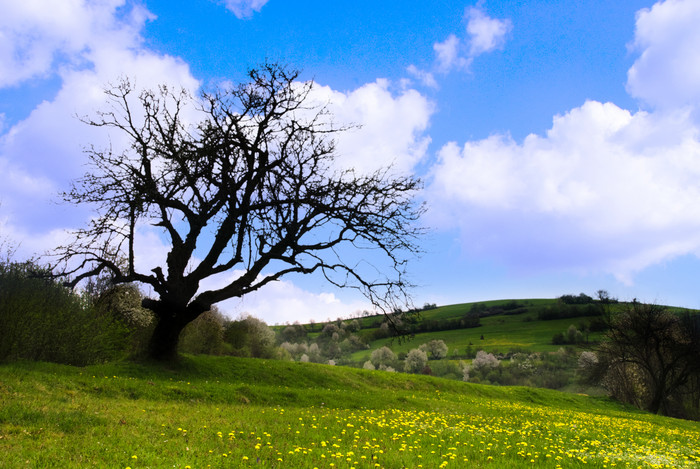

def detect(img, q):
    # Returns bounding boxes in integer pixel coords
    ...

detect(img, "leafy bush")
[559,293,594,305]
[370,346,397,368]
[223,315,277,358]
[552,324,584,345]
[93,283,154,356]
[404,348,428,374]
[419,339,448,359]
[280,342,308,360]
[278,323,308,343]
[0,261,129,365]
[471,350,500,372]
[179,308,226,355]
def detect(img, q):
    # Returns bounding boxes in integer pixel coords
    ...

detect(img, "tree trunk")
[148,316,189,361]
[647,378,667,414]
[143,299,208,361]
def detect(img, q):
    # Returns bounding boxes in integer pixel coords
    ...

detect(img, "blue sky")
[2,0,700,324]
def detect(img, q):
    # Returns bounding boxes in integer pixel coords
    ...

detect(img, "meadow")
[350,299,605,363]
[1,355,698,468]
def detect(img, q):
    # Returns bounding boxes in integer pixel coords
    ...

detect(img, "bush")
[179,308,226,355]
[278,323,308,343]
[280,342,308,361]
[471,350,500,371]
[559,293,594,305]
[223,315,277,358]
[93,284,154,356]
[370,346,397,368]
[420,339,448,359]
[0,261,130,365]
[404,348,428,374]
[429,359,462,380]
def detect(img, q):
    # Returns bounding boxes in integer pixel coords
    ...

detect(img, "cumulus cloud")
[433,34,471,72]
[222,0,269,19]
[626,0,700,110]
[427,0,700,283]
[0,0,198,251]
[0,0,153,87]
[309,79,434,175]
[407,6,511,86]
[465,6,512,56]
[208,274,371,324]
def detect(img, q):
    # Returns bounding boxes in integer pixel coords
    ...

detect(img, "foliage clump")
[0,261,130,365]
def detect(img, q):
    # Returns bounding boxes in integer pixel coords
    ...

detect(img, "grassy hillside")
[350,299,604,362]
[1,356,698,468]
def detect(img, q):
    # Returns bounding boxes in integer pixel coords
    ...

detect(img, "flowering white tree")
[404,348,428,373]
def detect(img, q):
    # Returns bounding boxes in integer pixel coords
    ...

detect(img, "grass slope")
[352,299,602,362]
[1,356,698,468]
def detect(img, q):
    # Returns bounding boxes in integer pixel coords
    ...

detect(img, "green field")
[1,356,698,468]
[351,300,603,363]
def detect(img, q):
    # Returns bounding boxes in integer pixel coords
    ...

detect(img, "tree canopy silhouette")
[54,64,424,360]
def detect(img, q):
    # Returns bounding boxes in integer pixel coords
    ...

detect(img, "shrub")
[340,334,368,353]
[280,342,308,360]
[429,359,462,380]
[179,308,226,355]
[404,348,428,374]
[93,284,154,356]
[471,350,500,372]
[278,323,308,343]
[307,343,323,363]
[0,261,129,365]
[370,346,397,367]
[420,339,448,360]
[223,315,277,358]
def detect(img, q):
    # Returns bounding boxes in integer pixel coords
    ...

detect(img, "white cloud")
[627,0,700,110]
[465,6,512,56]
[222,0,269,19]
[407,6,511,85]
[406,65,438,89]
[212,277,371,324]
[433,34,471,72]
[309,79,434,175]
[427,100,700,282]
[426,0,700,284]
[0,0,199,241]
[0,0,152,87]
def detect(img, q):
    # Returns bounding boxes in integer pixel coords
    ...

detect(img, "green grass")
[1,356,698,468]
[416,299,556,322]
[351,305,602,363]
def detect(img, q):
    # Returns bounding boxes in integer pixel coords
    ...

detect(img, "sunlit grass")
[1,356,698,468]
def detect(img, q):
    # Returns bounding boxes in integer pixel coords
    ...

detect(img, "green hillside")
[1,356,698,468]
[350,298,604,361]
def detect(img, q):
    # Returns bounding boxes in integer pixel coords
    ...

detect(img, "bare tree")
[596,301,699,415]
[54,63,424,361]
